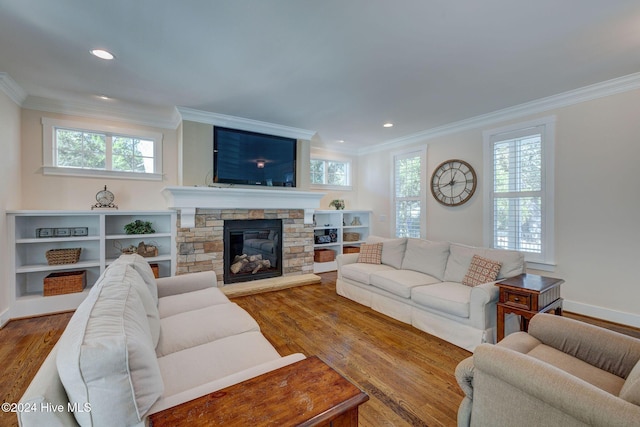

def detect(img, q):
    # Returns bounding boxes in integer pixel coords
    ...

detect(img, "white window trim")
[42,117,164,181]
[482,116,556,270]
[309,158,352,190]
[391,146,427,238]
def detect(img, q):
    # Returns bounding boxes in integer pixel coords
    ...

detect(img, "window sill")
[525,261,556,272]
[42,166,163,181]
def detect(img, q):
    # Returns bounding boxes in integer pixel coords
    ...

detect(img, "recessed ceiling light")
[97,95,111,100]
[383,122,394,128]
[90,49,115,60]
[338,140,345,143]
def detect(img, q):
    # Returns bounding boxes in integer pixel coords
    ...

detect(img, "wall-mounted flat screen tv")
[213,126,297,187]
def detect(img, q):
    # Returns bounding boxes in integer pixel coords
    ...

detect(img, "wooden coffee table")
[496,273,564,341]
[148,356,369,427]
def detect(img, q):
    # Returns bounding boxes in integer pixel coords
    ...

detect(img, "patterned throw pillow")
[462,255,502,287]
[357,242,383,264]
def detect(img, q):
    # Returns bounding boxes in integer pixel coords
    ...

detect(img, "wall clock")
[430,159,477,206]
[92,185,118,210]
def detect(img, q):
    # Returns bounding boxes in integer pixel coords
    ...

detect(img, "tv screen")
[213,127,297,187]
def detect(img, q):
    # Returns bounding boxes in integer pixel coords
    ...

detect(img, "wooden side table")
[496,273,564,341]
[148,356,369,427]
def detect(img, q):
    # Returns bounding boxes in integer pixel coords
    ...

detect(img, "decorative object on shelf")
[430,159,477,206]
[315,235,332,244]
[92,185,118,210]
[45,248,81,265]
[43,270,87,296]
[329,199,345,210]
[124,219,155,235]
[36,228,54,238]
[343,232,360,242]
[115,241,158,257]
[328,229,338,242]
[36,227,88,238]
[350,216,361,226]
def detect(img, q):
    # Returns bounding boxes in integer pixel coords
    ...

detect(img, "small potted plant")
[329,199,345,210]
[124,220,155,235]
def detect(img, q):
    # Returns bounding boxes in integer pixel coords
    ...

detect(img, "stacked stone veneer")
[176,208,314,286]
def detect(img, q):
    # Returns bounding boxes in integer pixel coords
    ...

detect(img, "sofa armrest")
[156,271,217,298]
[528,313,640,379]
[472,344,640,426]
[469,281,499,306]
[336,253,359,269]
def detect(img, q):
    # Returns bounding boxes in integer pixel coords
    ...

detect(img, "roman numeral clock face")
[430,159,477,206]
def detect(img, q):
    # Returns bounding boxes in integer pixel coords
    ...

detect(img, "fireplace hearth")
[224,219,282,284]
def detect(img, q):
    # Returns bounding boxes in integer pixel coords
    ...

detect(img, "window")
[310,159,350,187]
[42,118,163,180]
[483,116,555,269]
[393,148,426,238]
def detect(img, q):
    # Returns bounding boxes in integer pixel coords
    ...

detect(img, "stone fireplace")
[164,186,324,287]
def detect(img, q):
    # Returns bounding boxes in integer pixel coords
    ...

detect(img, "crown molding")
[0,72,28,106]
[22,96,181,130]
[360,72,640,155]
[178,107,317,141]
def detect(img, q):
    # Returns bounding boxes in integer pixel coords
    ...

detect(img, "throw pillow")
[462,255,502,287]
[357,242,383,264]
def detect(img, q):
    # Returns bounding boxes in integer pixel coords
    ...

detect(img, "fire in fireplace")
[223,219,283,284]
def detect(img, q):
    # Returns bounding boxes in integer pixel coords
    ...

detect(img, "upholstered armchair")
[455,313,640,426]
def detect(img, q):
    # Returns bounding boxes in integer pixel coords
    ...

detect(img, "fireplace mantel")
[162,186,325,228]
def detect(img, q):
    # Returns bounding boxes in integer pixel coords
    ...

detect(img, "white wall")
[20,109,180,210]
[0,90,22,324]
[357,88,640,327]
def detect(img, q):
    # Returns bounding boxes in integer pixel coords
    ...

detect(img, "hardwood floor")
[2,272,639,427]
[0,311,73,427]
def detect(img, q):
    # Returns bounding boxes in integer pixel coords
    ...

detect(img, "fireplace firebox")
[223,219,283,284]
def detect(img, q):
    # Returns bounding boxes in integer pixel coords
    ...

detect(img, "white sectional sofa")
[18,254,305,427]
[336,236,525,351]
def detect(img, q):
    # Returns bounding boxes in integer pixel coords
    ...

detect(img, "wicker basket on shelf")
[314,249,335,263]
[44,270,86,296]
[343,232,360,242]
[45,248,81,265]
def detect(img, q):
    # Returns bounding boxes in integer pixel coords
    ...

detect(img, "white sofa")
[336,236,525,351]
[18,254,305,427]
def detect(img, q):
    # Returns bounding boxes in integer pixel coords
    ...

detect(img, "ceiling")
[1,0,639,151]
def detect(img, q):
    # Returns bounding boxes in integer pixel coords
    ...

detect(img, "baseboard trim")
[563,300,640,329]
[0,307,11,328]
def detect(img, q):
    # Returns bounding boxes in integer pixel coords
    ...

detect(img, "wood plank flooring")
[1,271,639,427]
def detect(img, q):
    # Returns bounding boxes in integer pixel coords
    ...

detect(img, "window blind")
[394,152,422,238]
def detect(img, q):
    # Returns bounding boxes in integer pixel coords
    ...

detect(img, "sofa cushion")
[620,359,640,405]
[56,272,164,427]
[370,269,440,298]
[156,303,260,357]
[357,242,383,264]
[112,253,159,305]
[444,243,524,283]
[158,286,231,318]
[366,236,407,269]
[157,331,282,397]
[341,262,396,285]
[103,263,161,346]
[401,238,450,280]
[461,255,502,287]
[411,282,472,318]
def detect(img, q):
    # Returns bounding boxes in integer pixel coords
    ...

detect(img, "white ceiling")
[1,0,639,151]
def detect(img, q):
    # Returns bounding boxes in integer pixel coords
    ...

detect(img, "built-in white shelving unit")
[7,210,176,319]
[313,210,371,273]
